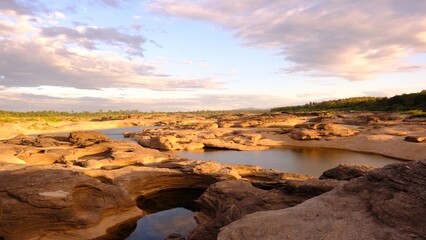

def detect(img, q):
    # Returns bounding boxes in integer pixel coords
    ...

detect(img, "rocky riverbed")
[0,111,425,239]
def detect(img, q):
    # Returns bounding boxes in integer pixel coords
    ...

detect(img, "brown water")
[176,148,404,177]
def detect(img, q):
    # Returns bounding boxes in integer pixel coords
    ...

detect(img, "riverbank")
[127,111,425,161]
[1,111,425,161]
[0,120,128,140]
[0,111,424,239]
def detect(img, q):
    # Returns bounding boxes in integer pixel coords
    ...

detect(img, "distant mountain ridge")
[271,90,426,112]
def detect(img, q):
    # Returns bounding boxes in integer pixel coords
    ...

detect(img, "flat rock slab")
[404,135,426,143]
[219,161,426,240]
[0,166,139,240]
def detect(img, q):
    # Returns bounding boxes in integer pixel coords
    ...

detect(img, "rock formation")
[132,128,279,151]
[404,135,426,143]
[0,166,141,240]
[0,111,425,239]
[290,122,359,140]
[188,176,342,240]
[219,161,426,240]
[319,164,377,180]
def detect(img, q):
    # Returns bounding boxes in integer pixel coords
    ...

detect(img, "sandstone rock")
[404,135,426,143]
[63,141,169,168]
[217,121,234,128]
[0,167,141,240]
[293,123,318,129]
[1,134,37,146]
[1,134,71,148]
[166,233,185,240]
[290,123,358,140]
[69,131,110,147]
[183,161,241,180]
[188,180,290,240]
[219,161,426,240]
[284,179,341,197]
[316,123,359,137]
[123,131,133,138]
[134,135,205,150]
[319,164,377,180]
[290,128,321,140]
[189,177,341,240]
[132,127,276,151]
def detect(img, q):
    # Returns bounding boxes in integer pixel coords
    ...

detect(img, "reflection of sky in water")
[176,148,404,177]
[126,208,197,240]
[31,126,159,141]
[97,126,159,141]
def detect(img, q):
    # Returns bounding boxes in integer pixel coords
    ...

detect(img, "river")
[94,127,403,239]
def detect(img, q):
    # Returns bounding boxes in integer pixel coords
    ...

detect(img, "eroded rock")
[189,176,341,240]
[219,161,426,240]
[132,128,277,151]
[290,123,359,140]
[319,164,377,180]
[404,135,426,143]
[0,167,140,240]
[69,131,110,147]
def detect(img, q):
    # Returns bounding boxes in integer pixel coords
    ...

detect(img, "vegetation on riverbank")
[271,90,426,113]
[2,90,425,123]
[0,109,264,123]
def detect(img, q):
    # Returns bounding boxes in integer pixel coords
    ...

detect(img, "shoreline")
[0,111,424,239]
[2,114,425,162]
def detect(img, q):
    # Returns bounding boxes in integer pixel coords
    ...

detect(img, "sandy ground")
[0,120,132,140]
[263,125,426,161]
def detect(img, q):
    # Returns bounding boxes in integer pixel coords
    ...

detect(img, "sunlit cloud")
[0,0,222,91]
[147,0,426,80]
[0,85,297,111]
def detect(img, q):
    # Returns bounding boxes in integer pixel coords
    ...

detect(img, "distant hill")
[271,90,426,112]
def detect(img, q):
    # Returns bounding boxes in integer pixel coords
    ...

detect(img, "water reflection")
[97,126,158,141]
[176,148,404,177]
[126,188,204,240]
[126,208,197,240]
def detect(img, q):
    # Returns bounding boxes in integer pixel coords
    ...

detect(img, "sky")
[0,0,425,111]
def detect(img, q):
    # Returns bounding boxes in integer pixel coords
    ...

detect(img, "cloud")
[40,26,146,56]
[147,0,426,80]
[0,0,39,15]
[0,0,222,91]
[0,85,296,111]
[100,0,119,8]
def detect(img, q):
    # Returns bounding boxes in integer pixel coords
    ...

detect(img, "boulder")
[0,134,37,146]
[316,123,359,137]
[123,131,133,138]
[188,180,290,240]
[290,128,321,140]
[219,161,426,240]
[69,131,110,147]
[284,179,341,197]
[189,177,341,240]
[182,161,241,180]
[290,123,358,140]
[404,136,426,143]
[0,167,141,240]
[319,164,377,180]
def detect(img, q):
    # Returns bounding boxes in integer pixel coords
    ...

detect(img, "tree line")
[271,90,426,112]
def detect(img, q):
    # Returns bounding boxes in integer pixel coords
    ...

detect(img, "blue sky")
[0,0,425,111]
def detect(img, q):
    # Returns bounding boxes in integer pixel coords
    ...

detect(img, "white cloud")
[0,1,222,91]
[147,0,426,80]
[0,86,295,111]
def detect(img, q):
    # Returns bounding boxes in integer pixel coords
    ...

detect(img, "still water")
[97,126,158,141]
[96,127,403,239]
[176,148,404,177]
[125,188,203,240]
